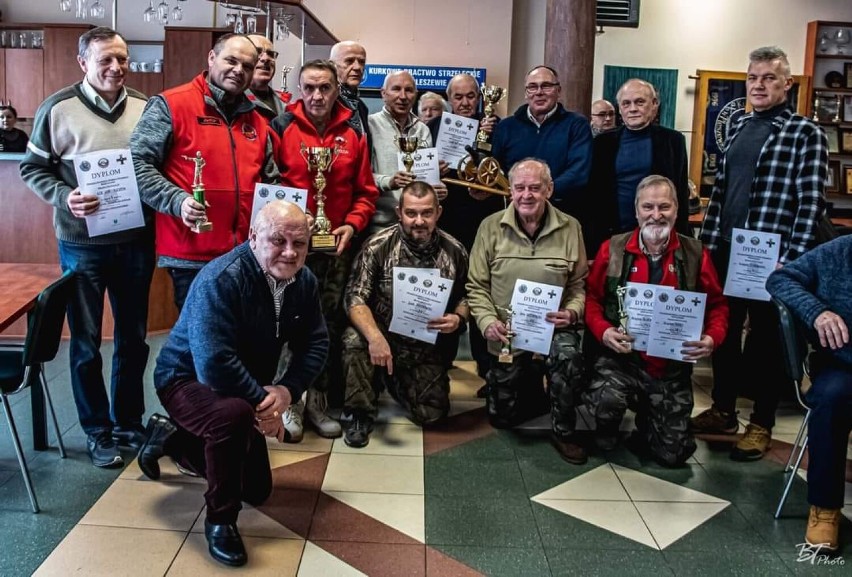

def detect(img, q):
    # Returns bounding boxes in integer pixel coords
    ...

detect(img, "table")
[0,263,63,450]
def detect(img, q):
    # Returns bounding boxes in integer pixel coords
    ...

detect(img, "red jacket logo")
[241,123,258,141]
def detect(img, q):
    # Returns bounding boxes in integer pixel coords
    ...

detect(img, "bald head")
[590,99,615,134]
[329,40,367,89]
[447,73,479,117]
[250,201,309,281]
[247,34,276,92]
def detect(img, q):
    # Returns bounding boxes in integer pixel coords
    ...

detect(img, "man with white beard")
[582,175,729,467]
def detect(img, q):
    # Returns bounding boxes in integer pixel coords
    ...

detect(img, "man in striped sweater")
[20,27,153,469]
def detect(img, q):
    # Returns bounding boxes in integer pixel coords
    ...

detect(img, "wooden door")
[42,25,90,97]
[5,49,44,118]
[164,28,228,91]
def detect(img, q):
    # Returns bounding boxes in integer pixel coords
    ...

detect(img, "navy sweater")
[154,242,329,404]
[766,235,852,367]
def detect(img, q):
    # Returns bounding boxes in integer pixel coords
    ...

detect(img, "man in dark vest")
[584,175,728,466]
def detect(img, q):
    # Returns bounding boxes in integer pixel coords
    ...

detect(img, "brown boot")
[550,434,587,465]
[730,423,771,461]
[805,506,841,552]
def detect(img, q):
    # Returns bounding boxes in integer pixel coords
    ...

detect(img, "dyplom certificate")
[508,279,563,356]
[389,267,451,344]
[723,228,781,301]
[251,183,309,226]
[646,287,707,362]
[74,149,145,237]
[397,146,441,185]
[434,111,478,167]
[622,282,660,352]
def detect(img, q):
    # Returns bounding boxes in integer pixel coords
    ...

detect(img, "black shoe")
[173,459,201,478]
[476,384,489,398]
[137,413,177,480]
[204,520,247,567]
[87,431,124,468]
[344,414,374,448]
[595,420,621,452]
[550,433,588,465]
[112,424,146,452]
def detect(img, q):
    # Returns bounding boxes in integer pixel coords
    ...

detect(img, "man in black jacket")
[585,79,690,258]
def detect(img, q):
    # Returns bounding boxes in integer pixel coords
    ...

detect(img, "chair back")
[21,271,75,368]
[770,296,808,383]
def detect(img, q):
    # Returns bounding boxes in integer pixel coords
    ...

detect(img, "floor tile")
[298,541,367,576]
[664,549,791,576]
[425,453,525,497]
[635,501,730,549]
[189,504,300,539]
[547,547,674,577]
[325,490,425,542]
[311,540,426,577]
[531,463,628,501]
[661,505,774,552]
[426,494,540,548]
[536,500,657,548]
[612,463,727,503]
[167,532,303,576]
[433,545,550,577]
[0,509,78,576]
[33,525,185,577]
[322,453,423,495]
[79,478,205,531]
[424,547,484,577]
[447,399,486,418]
[532,499,658,551]
[266,431,333,453]
[331,422,423,457]
[120,455,206,485]
[308,491,421,545]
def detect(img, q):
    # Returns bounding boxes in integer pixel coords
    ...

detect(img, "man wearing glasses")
[585,79,690,258]
[270,59,378,442]
[246,34,289,119]
[491,66,592,221]
[590,99,616,136]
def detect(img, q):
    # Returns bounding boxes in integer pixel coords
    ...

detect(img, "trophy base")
[192,220,213,233]
[498,350,513,364]
[475,141,493,152]
[310,233,337,252]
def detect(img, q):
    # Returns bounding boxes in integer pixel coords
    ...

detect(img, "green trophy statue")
[183,151,212,233]
[497,305,515,364]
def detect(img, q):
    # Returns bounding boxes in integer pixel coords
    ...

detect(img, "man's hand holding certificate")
[646,287,709,363]
[389,267,453,344]
[508,279,563,355]
[723,228,781,301]
[73,148,145,237]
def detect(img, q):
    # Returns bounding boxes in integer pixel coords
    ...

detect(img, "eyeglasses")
[592,112,615,118]
[524,82,560,94]
[257,48,279,60]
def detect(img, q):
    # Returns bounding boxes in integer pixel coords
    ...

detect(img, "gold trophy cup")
[300,143,340,252]
[397,136,420,174]
[183,151,212,233]
[475,84,506,152]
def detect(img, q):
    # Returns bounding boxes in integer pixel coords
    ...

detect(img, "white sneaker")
[305,389,342,438]
[282,400,304,443]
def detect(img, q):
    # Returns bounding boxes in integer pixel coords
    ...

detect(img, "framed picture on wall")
[825,125,840,153]
[846,62,852,88]
[845,166,852,195]
[827,161,840,193]
[845,95,852,123]
[841,128,852,154]
[814,94,840,122]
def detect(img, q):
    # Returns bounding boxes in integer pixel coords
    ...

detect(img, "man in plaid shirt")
[693,46,828,461]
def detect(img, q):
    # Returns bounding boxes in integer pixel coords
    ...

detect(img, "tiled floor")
[1,337,851,576]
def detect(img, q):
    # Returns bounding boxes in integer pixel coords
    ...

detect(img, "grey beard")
[641,222,671,245]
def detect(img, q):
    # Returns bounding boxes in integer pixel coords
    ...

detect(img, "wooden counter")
[0,155,177,338]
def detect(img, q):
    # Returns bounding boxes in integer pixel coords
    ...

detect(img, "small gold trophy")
[183,151,212,233]
[498,305,515,364]
[397,136,420,174]
[615,286,631,350]
[475,84,506,152]
[300,143,340,252]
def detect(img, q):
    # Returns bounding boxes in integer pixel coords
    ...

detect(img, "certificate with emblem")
[389,267,452,344]
[74,148,145,237]
[646,287,706,362]
[398,146,441,185]
[508,279,563,356]
[622,282,659,352]
[251,183,309,226]
[723,228,781,301]
[434,111,478,167]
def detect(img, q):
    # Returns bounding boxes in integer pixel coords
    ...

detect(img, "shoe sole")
[805,538,839,553]
[729,449,768,462]
[692,425,739,435]
[313,428,343,439]
[343,437,369,448]
[91,455,124,468]
[207,549,247,567]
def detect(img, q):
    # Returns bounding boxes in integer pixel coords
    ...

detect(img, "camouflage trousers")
[305,250,355,403]
[583,354,696,466]
[485,330,584,438]
[342,326,450,425]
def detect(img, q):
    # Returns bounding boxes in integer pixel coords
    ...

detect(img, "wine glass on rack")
[59,0,72,12]
[275,12,294,41]
[246,12,257,34]
[234,13,245,34]
[818,32,831,53]
[143,0,156,23]
[157,0,170,25]
[75,0,87,20]
[89,0,105,19]
[171,1,184,22]
[835,28,850,55]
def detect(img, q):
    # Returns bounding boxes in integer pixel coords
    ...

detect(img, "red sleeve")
[697,247,729,346]
[343,133,379,233]
[584,240,614,343]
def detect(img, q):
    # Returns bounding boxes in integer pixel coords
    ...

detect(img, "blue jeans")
[167,267,201,313]
[804,358,852,509]
[58,237,155,435]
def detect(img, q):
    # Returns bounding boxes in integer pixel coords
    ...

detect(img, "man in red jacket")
[584,175,728,466]
[131,33,279,312]
[271,59,378,440]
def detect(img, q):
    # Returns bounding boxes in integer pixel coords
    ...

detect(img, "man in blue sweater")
[136,201,328,567]
[766,235,851,553]
[491,65,592,218]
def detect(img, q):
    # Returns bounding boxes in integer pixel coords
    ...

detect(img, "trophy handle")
[299,142,309,164]
[327,144,342,169]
